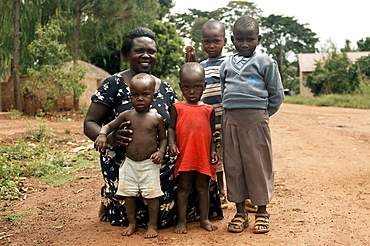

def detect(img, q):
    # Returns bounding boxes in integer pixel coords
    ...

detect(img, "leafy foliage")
[357,37,370,52]
[152,21,185,79]
[170,1,262,61]
[25,19,87,112]
[260,14,318,70]
[306,52,360,96]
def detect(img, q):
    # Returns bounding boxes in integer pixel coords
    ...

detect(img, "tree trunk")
[73,1,82,111]
[13,0,22,111]
[279,41,284,85]
[73,1,81,64]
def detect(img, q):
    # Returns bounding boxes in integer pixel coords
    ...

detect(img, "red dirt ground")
[0,103,369,245]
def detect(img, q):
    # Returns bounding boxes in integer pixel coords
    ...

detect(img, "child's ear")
[231,35,234,43]
[153,92,158,101]
[258,35,262,42]
[224,37,227,45]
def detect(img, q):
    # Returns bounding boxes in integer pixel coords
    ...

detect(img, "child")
[200,19,228,209]
[168,62,219,234]
[220,16,284,234]
[94,73,167,238]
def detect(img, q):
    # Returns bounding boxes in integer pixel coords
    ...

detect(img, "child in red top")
[168,62,219,234]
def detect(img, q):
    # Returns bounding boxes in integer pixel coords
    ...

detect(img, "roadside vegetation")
[284,94,370,109]
[0,118,98,200]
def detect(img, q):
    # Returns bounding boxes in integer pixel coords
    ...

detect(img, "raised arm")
[84,102,133,147]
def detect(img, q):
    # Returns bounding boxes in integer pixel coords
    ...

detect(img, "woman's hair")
[121,27,159,62]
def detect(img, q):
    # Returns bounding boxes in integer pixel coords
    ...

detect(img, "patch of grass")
[25,119,52,142]
[0,126,96,200]
[2,212,30,223]
[284,94,370,109]
[8,109,23,119]
[41,174,77,186]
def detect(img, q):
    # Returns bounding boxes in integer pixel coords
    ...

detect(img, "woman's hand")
[107,121,133,147]
[210,151,219,165]
[213,130,221,149]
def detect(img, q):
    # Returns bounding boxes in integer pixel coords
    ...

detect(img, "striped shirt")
[201,56,227,128]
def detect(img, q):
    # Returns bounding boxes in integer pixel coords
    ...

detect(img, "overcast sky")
[171,0,370,51]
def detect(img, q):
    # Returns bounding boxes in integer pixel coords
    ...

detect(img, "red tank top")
[173,102,216,179]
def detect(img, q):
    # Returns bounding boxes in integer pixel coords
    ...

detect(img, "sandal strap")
[230,217,246,223]
[234,212,247,219]
[255,220,269,225]
[255,213,269,219]
[255,217,269,222]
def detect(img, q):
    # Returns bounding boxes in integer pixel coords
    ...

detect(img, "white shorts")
[116,157,164,199]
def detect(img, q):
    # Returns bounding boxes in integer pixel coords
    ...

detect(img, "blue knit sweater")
[220,52,284,116]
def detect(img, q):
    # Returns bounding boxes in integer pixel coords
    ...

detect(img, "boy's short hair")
[180,62,205,80]
[131,73,156,92]
[233,16,259,34]
[202,19,225,37]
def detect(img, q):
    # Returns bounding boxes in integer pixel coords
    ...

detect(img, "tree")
[340,39,356,52]
[26,19,87,113]
[152,21,184,79]
[260,14,319,83]
[306,51,359,96]
[357,37,370,51]
[13,0,22,111]
[349,55,370,94]
[80,0,160,74]
[170,1,262,61]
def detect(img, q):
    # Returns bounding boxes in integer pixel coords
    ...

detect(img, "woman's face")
[128,36,157,74]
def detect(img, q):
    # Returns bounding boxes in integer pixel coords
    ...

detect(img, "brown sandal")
[228,213,249,233]
[253,213,270,234]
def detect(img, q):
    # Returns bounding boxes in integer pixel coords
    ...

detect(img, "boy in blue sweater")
[220,16,284,234]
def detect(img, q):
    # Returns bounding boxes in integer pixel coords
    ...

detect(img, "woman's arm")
[84,102,132,146]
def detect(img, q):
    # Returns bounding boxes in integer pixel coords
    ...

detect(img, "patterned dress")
[91,72,223,228]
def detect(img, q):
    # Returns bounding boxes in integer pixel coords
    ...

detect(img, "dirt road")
[1,103,369,245]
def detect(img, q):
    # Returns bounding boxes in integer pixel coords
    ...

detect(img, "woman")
[84,27,223,229]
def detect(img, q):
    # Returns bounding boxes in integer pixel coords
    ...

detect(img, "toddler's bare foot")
[174,222,187,234]
[144,225,158,238]
[122,224,138,236]
[200,219,218,231]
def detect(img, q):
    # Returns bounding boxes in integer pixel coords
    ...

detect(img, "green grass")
[2,212,30,223]
[0,121,98,200]
[284,94,370,109]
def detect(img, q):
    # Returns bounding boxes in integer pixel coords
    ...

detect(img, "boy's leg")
[195,172,218,231]
[174,172,193,234]
[145,198,159,238]
[122,197,138,236]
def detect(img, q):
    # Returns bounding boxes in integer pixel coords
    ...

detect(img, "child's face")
[201,28,226,59]
[179,72,206,104]
[129,79,155,112]
[232,25,260,57]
